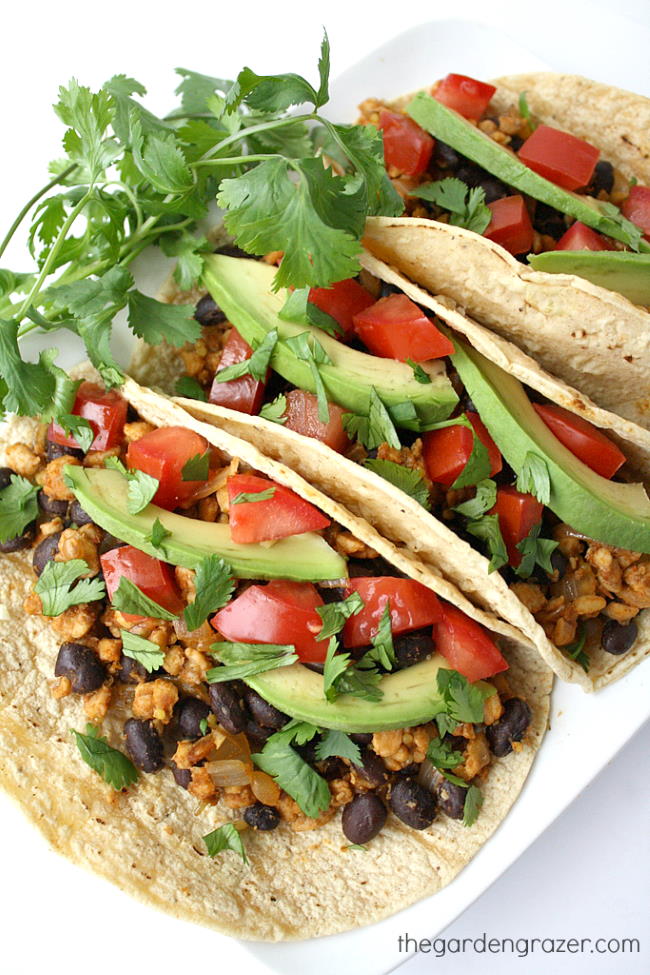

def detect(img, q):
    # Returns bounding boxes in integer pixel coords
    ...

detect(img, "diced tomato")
[208,327,268,415]
[484,195,534,255]
[517,124,599,192]
[212,581,329,663]
[227,473,330,543]
[433,74,496,121]
[555,222,612,251]
[309,278,375,336]
[422,411,502,487]
[101,545,185,624]
[621,185,650,240]
[282,390,351,454]
[352,294,454,362]
[126,426,210,511]
[342,577,442,649]
[378,110,434,176]
[433,603,508,682]
[533,403,626,479]
[490,486,543,568]
[48,381,127,452]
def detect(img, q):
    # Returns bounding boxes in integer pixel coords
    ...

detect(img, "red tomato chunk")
[484,195,534,255]
[621,185,650,239]
[126,426,210,511]
[342,577,442,649]
[434,603,508,681]
[208,327,268,414]
[101,545,184,623]
[48,381,127,452]
[533,403,626,479]
[352,294,454,362]
[555,222,612,251]
[378,110,434,176]
[433,74,496,121]
[422,412,502,487]
[309,278,375,336]
[517,125,599,192]
[212,580,329,663]
[490,486,543,568]
[282,390,351,454]
[227,473,330,543]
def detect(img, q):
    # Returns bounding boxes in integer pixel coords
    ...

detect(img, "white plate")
[1,13,649,975]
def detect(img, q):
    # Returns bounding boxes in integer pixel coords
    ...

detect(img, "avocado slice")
[407,92,650,254]
[449,338,650,553]
[66,467,347,582]
[202,255,458,430]
[248,655,485,731]
[528,251,650,306]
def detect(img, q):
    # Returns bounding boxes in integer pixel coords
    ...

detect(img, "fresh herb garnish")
[427,414,491,489]
[515,522,558,578]
[59,415,95,453]
[346,844,367,852]
[181,451,211,482]
[183,554,234,631]
[0,475,39,544]
[207,642,298,682]
[322,637,384,703]
[426,737,464,770]
[462,784,484,828]
[315,729,362,764]
[203,823,248,864]
[516,452,551,504]
[285,331,332,423]
[259,394,288,424]
[598,202,645,252]
[565,622,590,672]
[453,478,497,519]
[104,456,159,514]
[414,177,492,234]
[231,487,276,505]
[316,591,364,640]
[518,91,536,131]
[120,630,165,673]
[214,329,278,383]
[199,717,210,736]
[252,721,330,818]
[174,376,207,402]
[363,601,396,671]
[342,387,401,450]
[435,668,495,737]
[363,458,431,511]
[466,513,509,573]
[280,287,343,337]
[71,723,138,790]
[147,517,171,551]
[406,357,432,384]
[111,577,178,621]
[35,559,106,616]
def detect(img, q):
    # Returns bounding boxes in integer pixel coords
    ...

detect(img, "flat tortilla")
[0,376,551,940]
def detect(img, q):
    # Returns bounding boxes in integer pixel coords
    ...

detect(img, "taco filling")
[173,252,650,675]
[0,384,535,855]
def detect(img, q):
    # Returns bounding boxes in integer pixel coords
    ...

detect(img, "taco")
[0,367,551,939]
[357,72,650,432]
[133,244,650,690]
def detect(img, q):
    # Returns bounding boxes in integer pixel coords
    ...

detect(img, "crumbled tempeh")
[55,524,102,576]
[49,602,100,640]
[511,581,546,614]
[222,785,255,809]
[371,724,434,771]
[180,648,210,686]
[132,679,179,723]
[123,421,154,443]
[51,676,72,699]
[333,531,378,560]
[163,645,185,676]
[483,691,504,726]
[6,442,42,477]
[97,638,122,666]
[173,734,216,769]
[37,517,64,541]
[175,566,197,604]
[84,684,113,721]
[198,496,219,522]
[37,456,81,500]
[455,733,491,781]
[277,792,336,831]
[84,447,121,468]
[188,767,218,801]
[329,778,354,807]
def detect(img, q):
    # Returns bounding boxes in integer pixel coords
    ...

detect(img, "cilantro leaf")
[0,475,39,543]
[342,387,401,450]
[72,723,138,791]
[35,559,106,616]
[363,458,431,510]
[127,290,201,348]
[463,784,484,828]
[426,736,464,770]
[214,328,278,383]
[406,358,432,384]
[315,729,362,764]
[323,637,351,702]
[364,601,395,671]
[231,487,276,505]
[203,823,248,864]
[279,287,343,337]
[466,513,509,573]
[0,320,65,416]
[147,517,171,551]
[183,555,234,631]
[453,478,497,519]
[285,331,332,423]
[316,591,364,640]
[515,522,558,579]
[333,661,384,702]
[252,730,330,818]
[207,642,298,682]
[259,394,287,424]
[518,91,536,130]
[516,452,551,504]
[181,451,210,481]
[598,201,645,252]
[58,414,94,453]
[414,178,491,234]
[436,668,495,729]
[565,622,590,672]
[174,376,207,401]
[111,577,179,621]
[425,415,491,489]
[121,630,165,673]
[125,469,159,514]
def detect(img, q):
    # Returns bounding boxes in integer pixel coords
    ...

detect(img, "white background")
[1,2,649,973]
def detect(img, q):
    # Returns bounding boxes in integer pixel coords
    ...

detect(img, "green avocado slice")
[406,92,650,254]
[528,250,650,306]
[449,338,650,553]
[66,467,347,582]
[202,255,458,430]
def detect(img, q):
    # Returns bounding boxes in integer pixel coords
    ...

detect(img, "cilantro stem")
[0,163,78,260]
[198,112,317,163]
[193,153,280,168]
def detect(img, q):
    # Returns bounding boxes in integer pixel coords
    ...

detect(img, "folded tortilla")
[0,370,551,940]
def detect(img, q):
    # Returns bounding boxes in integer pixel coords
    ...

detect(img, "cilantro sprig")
[203,823,248,864]
[414,177,492,234]
[35,559,106,616]
[183,554,234,630]
[207,641,298,682]
[71,723,138,790]
[0,475,39,544]
[252,721,331,818]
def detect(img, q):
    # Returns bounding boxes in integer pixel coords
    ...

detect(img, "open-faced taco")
[358,72,650,431]
[0,367,551,939]
[134,244,650,690]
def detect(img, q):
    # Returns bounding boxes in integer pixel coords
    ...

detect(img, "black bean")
[214,243,251,260]
[124,718,164,773]
[244,719,275,751]
[32,531,63,575]
[320,586,347,604]
[350,733,373,746]
[194,293,227,327]
[208,682,249,734]
[583,160,614,196]
[379,281,401,299]
[68,498,94,526]
[244,688,288,729]
[98,533,127,556]
[320,756,347,780]
[395,762,420,778]
[0,467,14,490]
[296,736,320,764]
[533,202,566,239]
[486,697,531,757]
[46,439,84,462]
[443,734,468,753]
[550,549,569,578]
[350,748,389,788]
[393,628,435,669]
[243,802,280,831]
[455,162,484,188]
[601,619,638,656]
[118,653,150,683]
[0,521,36,552]
[435,774,466,820]
[348,556,404,579]
[55,642,106,694]
[390,778,437,829]
[175,696,211,740]
[509,134,524,152]
[433,140,461,170]
[171,763,192,789]
[342,793,387,844]
[37,489,69,519]
[477,177,508,204]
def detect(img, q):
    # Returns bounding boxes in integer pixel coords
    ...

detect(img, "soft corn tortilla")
[0,373,551,940]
